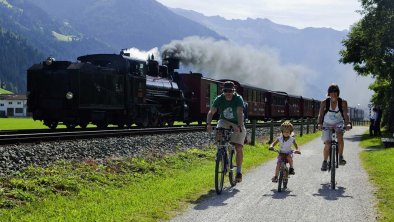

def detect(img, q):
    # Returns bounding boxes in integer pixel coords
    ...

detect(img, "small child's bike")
[269,148,300,192]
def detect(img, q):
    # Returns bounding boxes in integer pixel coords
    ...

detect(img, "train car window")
[247,89,252,101]
[206,84,210,108]
[256,91,261,102]
[243,89,247,101]
[253,90,257,102]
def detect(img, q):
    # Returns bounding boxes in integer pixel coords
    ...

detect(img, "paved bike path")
[171,126,377,222]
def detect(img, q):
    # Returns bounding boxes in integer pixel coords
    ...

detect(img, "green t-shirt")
[212,93,244,124]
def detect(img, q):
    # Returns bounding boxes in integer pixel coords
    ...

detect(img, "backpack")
[323,97,344,120]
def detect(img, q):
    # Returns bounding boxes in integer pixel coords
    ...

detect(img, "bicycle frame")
[326,127,339,190]
[270,149,292,192]
[213,127,237,194]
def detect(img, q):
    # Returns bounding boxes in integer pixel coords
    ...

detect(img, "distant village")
[0,89,27,117]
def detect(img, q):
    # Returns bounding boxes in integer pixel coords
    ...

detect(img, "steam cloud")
[122,47,160,61]
[161,36,313,95]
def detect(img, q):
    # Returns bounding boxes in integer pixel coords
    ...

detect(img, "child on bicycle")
[269,121,301,183]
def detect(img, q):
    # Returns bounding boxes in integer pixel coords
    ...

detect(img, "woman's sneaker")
[236,173,242,182]
[321,161,328,171]
[339,156,347,165]
[271,176,278,183]
[289,167,295,175]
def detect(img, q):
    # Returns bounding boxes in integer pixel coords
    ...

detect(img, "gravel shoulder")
[171,126,378,222]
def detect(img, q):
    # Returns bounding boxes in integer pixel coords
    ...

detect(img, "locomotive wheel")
[48,121,58,130]
[97,122,108,129]
[150,115,159,127]
[79,122,88,129]
[167,120,174,126]
[65,123,76,129]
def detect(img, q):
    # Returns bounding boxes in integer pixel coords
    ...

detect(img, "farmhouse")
[0,94,27,117]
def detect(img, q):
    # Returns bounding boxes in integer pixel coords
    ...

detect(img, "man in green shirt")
[206,81,247,182]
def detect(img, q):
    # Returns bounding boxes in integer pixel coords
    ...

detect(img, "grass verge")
[359,130,394,222]
[0,132,320,221]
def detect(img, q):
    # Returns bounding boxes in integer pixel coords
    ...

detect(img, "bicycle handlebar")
[268,147,301,155]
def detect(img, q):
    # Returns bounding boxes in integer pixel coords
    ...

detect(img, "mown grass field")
[0,131,320,221]
[0,118,207,130]
[0,118,52,130]
[359,130,394,222]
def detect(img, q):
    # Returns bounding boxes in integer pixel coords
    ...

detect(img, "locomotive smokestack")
[162,53,180,74]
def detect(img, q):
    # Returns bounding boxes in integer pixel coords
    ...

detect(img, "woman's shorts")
[322,122,345,142]
[217,119,247,145]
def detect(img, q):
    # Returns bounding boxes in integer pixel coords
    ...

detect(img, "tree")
[340,0,394,133]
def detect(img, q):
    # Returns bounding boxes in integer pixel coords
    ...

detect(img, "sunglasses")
[223,89,233,93]
[328,90,339,93]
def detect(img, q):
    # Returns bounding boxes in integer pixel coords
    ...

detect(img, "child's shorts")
[277,151,292,163]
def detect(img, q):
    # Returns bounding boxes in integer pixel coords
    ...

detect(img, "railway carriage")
[176,73,221,124]
[235,83,268,121]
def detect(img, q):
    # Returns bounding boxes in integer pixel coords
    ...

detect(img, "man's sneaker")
[289,167,295,175]
[272,176,278,183]
[236,173,242,183]
[321,161,328,171]
[339,156,347,165]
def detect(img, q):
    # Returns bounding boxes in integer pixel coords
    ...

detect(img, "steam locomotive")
[27,51,364,129]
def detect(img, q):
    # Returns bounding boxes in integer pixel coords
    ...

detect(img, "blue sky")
[156,0,363,31]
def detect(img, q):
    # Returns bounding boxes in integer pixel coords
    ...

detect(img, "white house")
[0,94,27,117]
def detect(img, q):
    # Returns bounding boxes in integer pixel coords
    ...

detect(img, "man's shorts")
[322,122,345,143]
[217,119,247,146]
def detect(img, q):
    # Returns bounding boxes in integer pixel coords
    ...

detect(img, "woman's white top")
[323,99,344,125]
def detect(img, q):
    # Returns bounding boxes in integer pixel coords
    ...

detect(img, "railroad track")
[0,120,315,145]
[0,126,206,145]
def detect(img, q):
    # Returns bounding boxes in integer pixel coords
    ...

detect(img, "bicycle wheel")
[215,150,226,194]
[335,143,339,168]
[330,144,336,190]
[228,148,236,187]
[283,168,288,189]
[278,164,284,192]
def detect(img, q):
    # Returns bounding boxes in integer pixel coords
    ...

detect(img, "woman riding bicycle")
[269,121,300,183]
[317,84,352,171]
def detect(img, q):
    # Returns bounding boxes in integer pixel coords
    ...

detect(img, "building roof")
[0,94,27,100]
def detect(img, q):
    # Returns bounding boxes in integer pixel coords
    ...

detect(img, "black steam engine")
[27,53,187,129]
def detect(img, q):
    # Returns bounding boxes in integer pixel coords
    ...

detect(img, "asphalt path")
[171,126,377,222]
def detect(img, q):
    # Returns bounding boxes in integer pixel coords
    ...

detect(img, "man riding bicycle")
[317,84,351,171]
[207,81,247,182]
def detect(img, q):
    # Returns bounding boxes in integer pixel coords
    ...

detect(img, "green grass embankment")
[359,131,394,222]
[0,132,320,221]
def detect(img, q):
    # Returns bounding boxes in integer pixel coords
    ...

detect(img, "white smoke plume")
[122,47,161,61]
[161,36,313,95]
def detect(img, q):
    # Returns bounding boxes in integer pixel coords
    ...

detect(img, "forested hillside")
[0,28,43,93]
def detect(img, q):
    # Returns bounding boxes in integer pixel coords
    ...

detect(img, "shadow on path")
[312,183,353,200]
[262,188,297,199]
[190,187,239,210]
